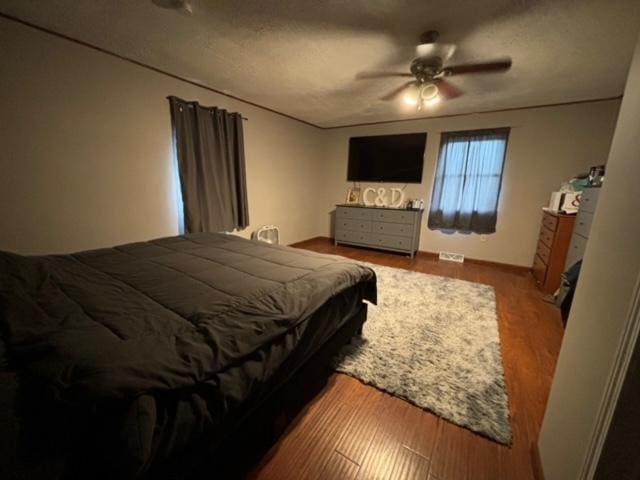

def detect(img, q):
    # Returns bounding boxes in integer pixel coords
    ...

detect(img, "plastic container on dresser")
[565,187,601,270]
[334,204,422,258]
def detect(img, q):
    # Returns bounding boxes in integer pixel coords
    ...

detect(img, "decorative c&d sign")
[362,187,404,208]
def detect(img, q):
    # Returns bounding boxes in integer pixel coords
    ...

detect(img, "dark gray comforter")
[0,233,376,478]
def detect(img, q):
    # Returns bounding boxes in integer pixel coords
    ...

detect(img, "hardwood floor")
[249,238,564,480]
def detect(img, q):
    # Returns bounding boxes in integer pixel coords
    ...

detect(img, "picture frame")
[345,187,361,204]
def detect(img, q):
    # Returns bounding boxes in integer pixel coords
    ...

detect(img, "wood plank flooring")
[248,238,564,480]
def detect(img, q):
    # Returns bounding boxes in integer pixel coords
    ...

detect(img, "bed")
[0,233,376,479]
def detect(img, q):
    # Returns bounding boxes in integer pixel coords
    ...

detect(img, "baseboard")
[530,442,546,480]
[290,237,531,274]
[417,250,531,273]
[288,236,331,247]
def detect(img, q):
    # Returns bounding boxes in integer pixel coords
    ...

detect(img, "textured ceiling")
[2,0,639,127]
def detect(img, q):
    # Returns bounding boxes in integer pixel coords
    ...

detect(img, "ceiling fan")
[357,30,512,110]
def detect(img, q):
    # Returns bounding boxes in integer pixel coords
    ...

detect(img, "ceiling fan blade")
[443,58,512,76]
[380,81,416,101]
[355,71,414,80]
[434,79,463,99]
[416,42,457,61]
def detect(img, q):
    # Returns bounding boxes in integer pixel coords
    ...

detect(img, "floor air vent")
[438,251,465,263]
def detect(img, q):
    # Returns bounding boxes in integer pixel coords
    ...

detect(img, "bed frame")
[0,305,368,480]
[155,303,368,480]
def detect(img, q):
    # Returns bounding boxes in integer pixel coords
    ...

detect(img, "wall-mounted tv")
[347,132,427,183]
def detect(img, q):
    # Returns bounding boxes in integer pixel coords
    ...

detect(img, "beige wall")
[0,17,326,254]
[539,33,640,480]
[0,16,622,270]
[321,100,620,266]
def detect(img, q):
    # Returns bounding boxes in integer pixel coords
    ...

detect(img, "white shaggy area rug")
[333,262,512,445]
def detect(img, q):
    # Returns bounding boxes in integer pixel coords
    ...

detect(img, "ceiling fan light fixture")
[404,83,440,110]
[362,29,510,114]
[423,95,441,107]
[420,83,439,101]
[402,92,419,106]
[402,85,421,106]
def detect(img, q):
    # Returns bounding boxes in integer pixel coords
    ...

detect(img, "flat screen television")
[347,132,427,183]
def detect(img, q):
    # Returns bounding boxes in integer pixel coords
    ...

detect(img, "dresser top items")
[545,163,604,215]
[336,203,423,211]
[543,185,600,217]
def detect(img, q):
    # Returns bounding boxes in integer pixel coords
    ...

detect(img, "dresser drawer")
[372,221,414,238]
[334,205,423,258]
[539,225,556,248]
[336,207,372,221]
[532,254,547,285]
[371,209,415,224]
[335,229,371,244]
[574,210,594,238]
[565,234,588,269]
[336,218,372,233]
[371,233,412,251]
[542,212,558,232]
[580,188,600,213]
[536,240,551,265]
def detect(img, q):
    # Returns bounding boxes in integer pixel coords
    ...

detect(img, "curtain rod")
[167,96,248,121]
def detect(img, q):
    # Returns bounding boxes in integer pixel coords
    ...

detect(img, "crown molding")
[1,12,624,131]
[322,95,623,129]
[0,12,321,129]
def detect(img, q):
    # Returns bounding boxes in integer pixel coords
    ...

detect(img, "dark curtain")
[168,96,249,233]
[428,128,509,234]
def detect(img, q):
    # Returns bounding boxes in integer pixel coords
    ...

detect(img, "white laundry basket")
[251,225,280,245]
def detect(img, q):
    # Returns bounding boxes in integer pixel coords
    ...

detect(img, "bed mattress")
[0,233,376,479]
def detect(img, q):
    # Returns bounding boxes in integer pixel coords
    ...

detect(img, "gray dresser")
[334,205,422,258]
[565,187,601,269]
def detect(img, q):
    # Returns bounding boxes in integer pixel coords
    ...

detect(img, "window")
[168,96,249,233]
[428,128,509,234]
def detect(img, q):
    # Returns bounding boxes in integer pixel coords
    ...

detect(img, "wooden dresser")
[334,204,422,258]
[532,210,576,294]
